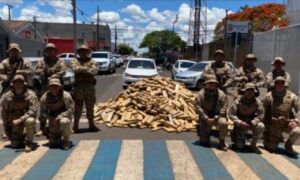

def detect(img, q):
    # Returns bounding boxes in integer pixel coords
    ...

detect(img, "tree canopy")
[118,44,134,55]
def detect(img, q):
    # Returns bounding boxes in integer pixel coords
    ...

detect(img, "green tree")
[118,44,134,55]
[139,30,186,54]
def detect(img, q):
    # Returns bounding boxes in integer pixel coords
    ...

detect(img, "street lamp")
[172,13,178,32]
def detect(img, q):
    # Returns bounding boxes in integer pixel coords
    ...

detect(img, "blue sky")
[0,0,286,50]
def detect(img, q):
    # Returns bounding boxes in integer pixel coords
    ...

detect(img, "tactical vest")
[211,62,229,85]
[272,92,294,119]
[200,90,221,117]
[272,70,286,80]
[45,92,66,118]
[9,93,29,120]
[237,98,258,122]
[74,59,96,86]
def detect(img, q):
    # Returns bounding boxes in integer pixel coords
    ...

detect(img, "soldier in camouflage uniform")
[34,43,67,136]
[265,57,291,91]
[40,78,74,150]
[228,83,265,153]
[232,54,264,95]
[263,76,300,155]
[72,45,99,133]
[195,77,228,151]
[201,50,232,91]
[1,75,38,152]
[0,43,32,83]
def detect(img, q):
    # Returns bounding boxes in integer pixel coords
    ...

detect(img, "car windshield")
[128,60,155,69]
[188,63,207,71]
[92,53,108,58]
[180,61,195,68]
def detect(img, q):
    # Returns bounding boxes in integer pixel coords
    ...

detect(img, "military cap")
[204,77,219,85]
[12,75,27,85]
[45,43,58,51]
[245,54,257,61]
[271,57,286,65]
[7,43,22,53]
[77,44,91,53]
[48,78,62,87]
[243,83,256,91]
[214,49,225,57]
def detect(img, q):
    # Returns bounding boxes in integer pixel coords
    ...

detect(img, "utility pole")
[224,9,229,40]
[194,0,200,61]
[71,0,77,55]
[115,25,117,53]
[96,6,100,51]
[33,16,37,40]
[172,13,178,32]
[6,4,13,20]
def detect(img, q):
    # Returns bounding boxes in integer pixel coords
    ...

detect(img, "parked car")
[123,58,158,88]
[112,54,124,66]
[26,57,75,91]
[57,53,75,68]
[174,61,234,90]
[91,51,116,73]
[171,60,196,79]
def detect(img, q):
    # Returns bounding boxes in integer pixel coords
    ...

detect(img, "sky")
[0,0,286,51]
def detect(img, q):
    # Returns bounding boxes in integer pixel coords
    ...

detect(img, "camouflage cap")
[48,78,62,87]
[45,43,58,51]
[274,76,285,83]
[245,54,257,61]
[214,49,225,57]
[271,57,286,65]
[7,43,22,53]
[243,83,256,91]
[13,74,25,82]
[204,77,219,85]
[77,44,91,53]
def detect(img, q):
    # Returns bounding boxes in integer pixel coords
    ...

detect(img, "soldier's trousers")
[264,125,300,151]
[6,118,35,146]
[48,118,71,144]
[73,85,96,128]
[198,117,228,143]
[231,122,265,149]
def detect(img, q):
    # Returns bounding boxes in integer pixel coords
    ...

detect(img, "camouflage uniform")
[1,75,38,149]
[201,62,232,91]
[234,66,265,88]
[228,83,265,150]
[72,45,98,132]
[0,57,32,82]
[263,77,300,153]
[195,78,228,149]
[40,81,74,147]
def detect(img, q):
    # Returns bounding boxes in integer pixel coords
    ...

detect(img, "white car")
[171,60,196,79]
[123,58,159,88]
[91,51,116,73]
[112,54,124,66]
[57,53,75,68]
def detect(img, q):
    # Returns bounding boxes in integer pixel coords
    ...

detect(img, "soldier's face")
[245,59,256,66]
[78,50,89,58]
[45,48,57,57]
[49,85,61,95]
[215,54,224,62]
[206,82,218,91]
[244,89,255,99]
[9,49,20,58]
[273,62,284,70]
[13,80,25,90]
[275,81,285,92]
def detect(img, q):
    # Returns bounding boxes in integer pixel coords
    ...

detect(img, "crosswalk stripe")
[143,140,174,180]
[84,140,122,180]
[53,140,100,180]
[236,149,288,179]
[213,148,259,179]
[0,141,8,150]
[186,141,233,179]
[22,141,79,180]
[0,145,23,170]
[259,148,300,179]
[0,141,48,180]
[114,140,143,180]
[166,140,203,180]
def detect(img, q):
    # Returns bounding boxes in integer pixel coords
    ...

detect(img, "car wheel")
[196,80,204,90]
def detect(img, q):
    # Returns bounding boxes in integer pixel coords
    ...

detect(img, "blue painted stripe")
[22,141,78,180]
[0,147,22,170]
[277,145,300,169]
[186,141,233,180]
[143,140,174,180]
[84,140,122,180]
[236,150,288,180]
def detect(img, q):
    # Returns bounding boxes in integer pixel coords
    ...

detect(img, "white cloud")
[123,18,133,23]
[148,8,166,23]
[47,0,72,16]
[121,4,149,23]
[0,5,9,19]
[0,0,22,4]
[91,11,120,24]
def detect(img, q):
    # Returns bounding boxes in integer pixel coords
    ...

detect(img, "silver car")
[174,61,234,90]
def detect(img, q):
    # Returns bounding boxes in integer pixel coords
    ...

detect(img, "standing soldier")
[201,50,232,91]
[195,77,228,151]
[1,75,38,152]
[232,54,265,94]
[265,57,291,91]
[40,78,74,149]
[228,83,265,153]
[263,76,300,155]
[34,43,67,136]
[72,45,99,133]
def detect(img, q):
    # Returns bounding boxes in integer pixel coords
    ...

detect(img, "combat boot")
[63,139,70,150]
[25,141,34,152]
[89,125,100,132]
[250,143,262,154]
[72,119,79,133]
[285,141,298,155]
[218,139,228,151]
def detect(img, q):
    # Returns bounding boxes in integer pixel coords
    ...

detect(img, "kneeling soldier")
[195,77,228,151]
[228,83,265,153]
[263,76,300,155]
[40,78,74,149]
[1,75,38,152]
